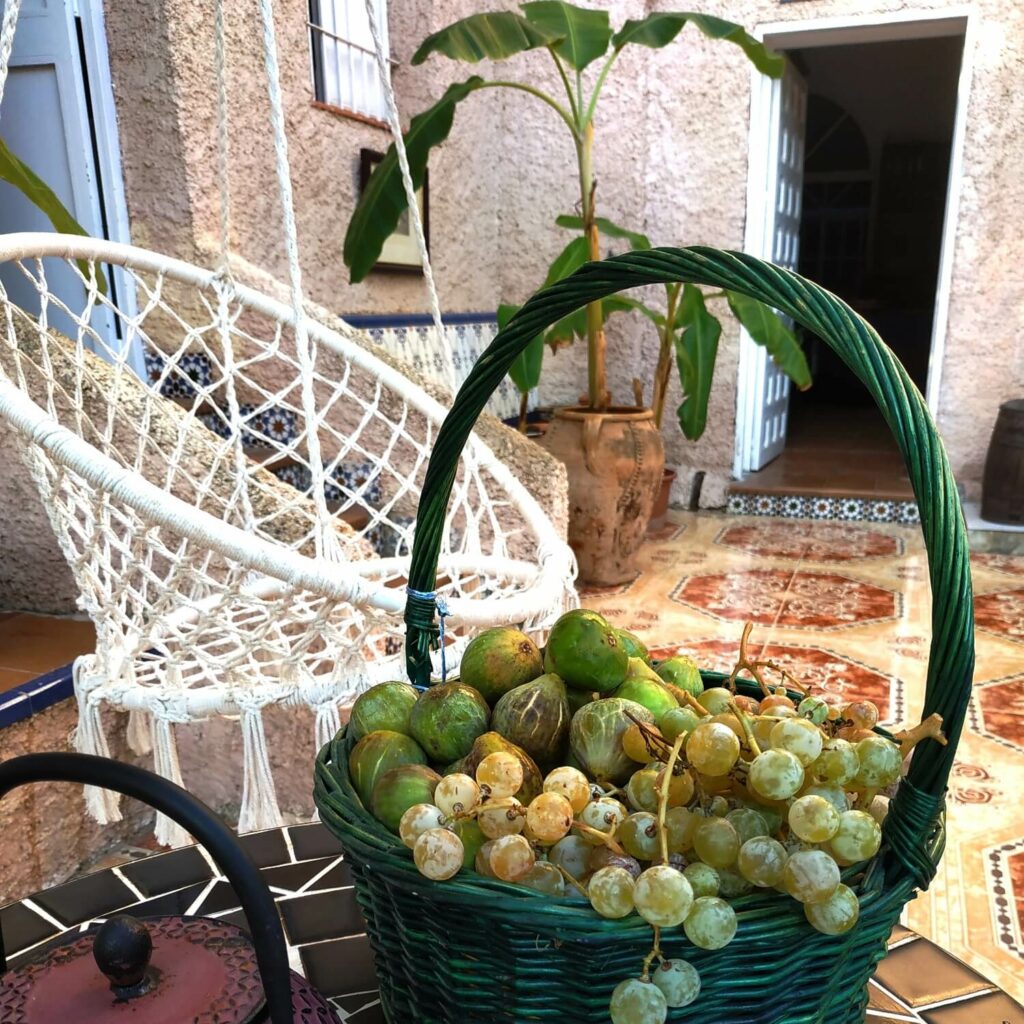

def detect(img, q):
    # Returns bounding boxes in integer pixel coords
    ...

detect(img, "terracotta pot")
[649,468,677,529]
[540,406,665,586]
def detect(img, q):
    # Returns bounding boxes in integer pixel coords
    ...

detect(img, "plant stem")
[578,121,607,409]
[482,81,578,137]
[657,734,686,865]
[518,390,529,433]
[548,49,579,122]
[584,50,619,126]
[652,284,681,428]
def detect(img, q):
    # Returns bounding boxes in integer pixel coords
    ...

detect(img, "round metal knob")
[92,915,154,996]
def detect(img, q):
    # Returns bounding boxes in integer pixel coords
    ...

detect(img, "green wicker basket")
[314,247,974,1023]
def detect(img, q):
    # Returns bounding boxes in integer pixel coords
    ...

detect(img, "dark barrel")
[982,399,1024,524]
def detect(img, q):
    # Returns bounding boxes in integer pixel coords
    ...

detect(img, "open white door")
[0,0,141,374]
[735,64,807,475]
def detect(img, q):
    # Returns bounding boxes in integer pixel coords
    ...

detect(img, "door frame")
[734,6,976,478]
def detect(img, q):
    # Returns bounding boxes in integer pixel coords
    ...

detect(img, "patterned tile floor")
[582,511,1024,1004]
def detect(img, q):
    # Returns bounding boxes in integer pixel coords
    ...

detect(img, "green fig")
[656,655,705,697]
[614,628,650,664]
[369,763,441,833]
[348,730,427,806]
[569,698,654,785]
[545,609,628,694]
[613,675,678,719]
[491,673,571,766]
[409,682,490,763]
[459,626,544,704]
[348,680,419,740]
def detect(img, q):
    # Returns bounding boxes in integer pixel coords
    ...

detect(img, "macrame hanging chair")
[0,0,576,845]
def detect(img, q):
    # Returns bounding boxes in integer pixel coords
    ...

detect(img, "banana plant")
[344,2,802,423]
[1,137,105,291]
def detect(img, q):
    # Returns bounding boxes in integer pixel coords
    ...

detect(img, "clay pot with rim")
[540,405,665,586]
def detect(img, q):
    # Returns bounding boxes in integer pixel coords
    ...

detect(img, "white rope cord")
[214,0,232,270]
[256,0,339,562]
[363,0,457,397]
[0,0,21,117]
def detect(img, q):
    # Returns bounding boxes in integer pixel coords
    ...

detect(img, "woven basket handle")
[405,247,973,883]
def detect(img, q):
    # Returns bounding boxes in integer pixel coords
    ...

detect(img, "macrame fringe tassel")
[72,658,122,824]
[150,717,191,848]
[126,709,152,755]
[239,706,283,833]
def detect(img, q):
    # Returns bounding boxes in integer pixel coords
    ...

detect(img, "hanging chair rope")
[363,0,457,397]
[0,0,22,116]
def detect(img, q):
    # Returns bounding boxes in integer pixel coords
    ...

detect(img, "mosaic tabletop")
[2,822,1022,1023]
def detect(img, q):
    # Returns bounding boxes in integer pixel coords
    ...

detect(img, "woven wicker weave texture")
[316,247,974,1023]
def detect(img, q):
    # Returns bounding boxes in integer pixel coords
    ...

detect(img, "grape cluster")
[395,637,935,1024]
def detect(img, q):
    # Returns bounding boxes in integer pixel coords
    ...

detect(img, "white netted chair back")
[0,234,576,842]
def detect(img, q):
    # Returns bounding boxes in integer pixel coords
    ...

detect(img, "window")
[309,0,390,122]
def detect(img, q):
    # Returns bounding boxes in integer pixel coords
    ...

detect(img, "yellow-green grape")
[659,706,702,743]
[829,809,882,865]
[726,807,769,844]
[761,691,795,712]
[633,865,695,927]
[588,865,637,919]
[762,704,798,720]
[683,896,737,950]
[686,721,741,777]
[626,768,662,812]
[488,833,535,882]
[812,738,860,786]
[801,782,849,814]
[804,883,860,935]
[693,817,741,869]
[579,797,629,844]
[708,712,745,740]
[697,686,733,715]
[683,861,720,897]
[737,836,787,887]
[413,827,464,881]
[399,803,446,849]
[434,773,482,817]
[708,795,730,816]
[526,792,574,844]
[619,812,661,861]
[548,834,593,880]
[652,959,701,1009]
[855,736,902,788]
[665,806,702,853]
[476,752,524,798]
[749,748,805,800]
[543,765,591,813]
[517,860,566,895]
[788,795,841,843]
[769,718,824,766]
[782,849,840,904]
[655,765,695,808]
[844,700,879,730]
[716,868,753,898]
[477,797,525,839]
[798,695,830,724]
[751,716,778,749]
[609,978,668,1024]
[622,723,661,763]
[474,839,498,877]
[450,818,487,868]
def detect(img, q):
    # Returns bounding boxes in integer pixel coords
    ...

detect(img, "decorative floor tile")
[715,521,903,562]
[670,569,901,630]
[974,589,1024,644]
[972,553,1024,579]
[973,674,1024,752]
[725,491,920,524]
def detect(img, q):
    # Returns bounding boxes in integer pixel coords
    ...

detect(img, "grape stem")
[726,698,762,757]
[727,621,809,696]
[573,820,627,855]
[680,691,710,716]
[640,925,663,981]
[657,734,687,865]
[554,863,590,898]
[894,712,947,759]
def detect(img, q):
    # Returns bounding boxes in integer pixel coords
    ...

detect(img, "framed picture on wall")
[358,148,429,273]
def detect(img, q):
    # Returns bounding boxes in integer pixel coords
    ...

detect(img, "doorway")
[734,12,970,502]
[0,0,142,374]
